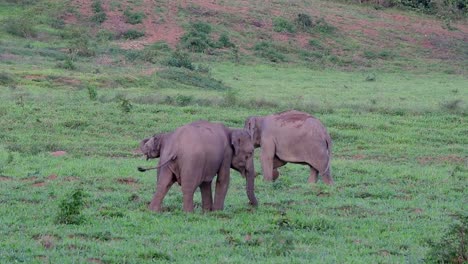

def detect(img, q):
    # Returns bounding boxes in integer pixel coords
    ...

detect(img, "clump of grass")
[363,50,395,60]
[124,9,146,24]
[295,13,313,31]
[426,213,467,263]
[56,189,86,225]
[254,41,286,63]
[266,232,295,256]
[217,32,235,48]
[180,21,215,53]
[91,0,107,24]
[440,99,463,112]
[273,17,296,33]
[118,95,133,113]
[365,73,376,81]
[313,18,336,34]
[122,29,145,40]
[0,72,15,86]
[2,16,37,38]
[165,51,194,70]
[56,57,76,70]
[87,85,97,101]
[158,68,230,91]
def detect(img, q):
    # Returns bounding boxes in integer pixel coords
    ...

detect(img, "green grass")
[0,0,467,263]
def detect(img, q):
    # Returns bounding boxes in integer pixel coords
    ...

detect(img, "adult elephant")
[139,121,257,212]
[244,110,333,185]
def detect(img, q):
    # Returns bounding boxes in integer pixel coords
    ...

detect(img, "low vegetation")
[0,0,466,262]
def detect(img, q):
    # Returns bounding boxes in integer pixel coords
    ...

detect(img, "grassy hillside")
[0,0,467,263]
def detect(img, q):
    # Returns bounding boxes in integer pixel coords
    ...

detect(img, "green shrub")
[314,18,336,34]
[426,214,467,263]
[254,42,286,62]
[65,27,95,57]
[124,9,146,24]
[56,189,86,225]
[56,57,76,70]
[118,96,133,113]
[218,33,235,48]
[158,68,230,91]
[165,51,194,70]
[91,0,106,24]
[87,85,97,101]
[122,29,145,40]
[2,17,37,38]
[273,17,296,33]
[180,22,215,52]
[295,13,313,31]
[0,72,15,86]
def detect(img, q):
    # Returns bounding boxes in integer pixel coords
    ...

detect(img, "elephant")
[139,120,257,212]
[244,110,333,185]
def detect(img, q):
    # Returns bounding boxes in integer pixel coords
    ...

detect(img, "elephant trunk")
[245,160,258,206]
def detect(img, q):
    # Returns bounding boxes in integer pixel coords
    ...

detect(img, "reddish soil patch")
[117,177,139,185]
[33,234,61,250]
[32,181,47,187]
[0,176,12,181]
[21,176,38,182]
[24,74,46,81]
[51,151,67,157]
[53,77,82,87]
[48,174,58,180]
[417,155,466,165]
[63,176,80,182]
[351,154,366,160]
[87,258,104,264]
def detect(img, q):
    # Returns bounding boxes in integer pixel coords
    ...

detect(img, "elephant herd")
[138,110,333,212]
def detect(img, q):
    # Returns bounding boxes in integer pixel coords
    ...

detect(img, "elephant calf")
[245,110,333,184]
[139,120,257,212]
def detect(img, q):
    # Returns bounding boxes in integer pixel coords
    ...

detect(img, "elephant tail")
[157,154,177,169]
[322,133,332,176]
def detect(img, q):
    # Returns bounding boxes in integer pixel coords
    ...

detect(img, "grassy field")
[1,0,467,263]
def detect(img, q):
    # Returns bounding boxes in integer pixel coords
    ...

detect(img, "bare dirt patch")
[117,177,139,185]
[417,155,466,165]
[32,181,47,187]
[48,174,58,180]
[87,258,104,264]
[33,234,61,250]
[0,176,12,181]
[51,151,67,157]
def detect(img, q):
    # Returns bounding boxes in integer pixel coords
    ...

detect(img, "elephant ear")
[231,131,243,155]
[244,117,257,142]
[140,138,151,154]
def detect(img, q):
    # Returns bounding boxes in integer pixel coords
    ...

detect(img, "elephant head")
[140,133,168,160]
[244,116,262,148]
[230,129,258,206]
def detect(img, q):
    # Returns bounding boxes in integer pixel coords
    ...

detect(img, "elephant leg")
[182,185,197,213]
[149,167,175,212]
[213,163,231,211]
[200,181,213,212]
[260,139,275,181]
[272,156,286,181]
[308,167,319,183]
[321,168,334,185]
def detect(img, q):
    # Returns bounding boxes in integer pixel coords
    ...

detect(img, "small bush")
[0,72,15,86]
[91,0,106,24]
[440,99,463,112]
[3,17,37,38]
[254,42,286,62]
[365,73,376,81]
[158,68,230,91]
[165,51,194,70]
[122,30,145,40]
[273,17,296,33]
[56,189,86,225]
[218,33,235,48]
[295,13,313,31]
[180,22,215,52]
[314,18,336,34]
[118,96,133,113]
[124,9,146,24]
[87,85,97,100]
[56,57,76,70]
[426,214,467,263]
[96,29,115,41]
